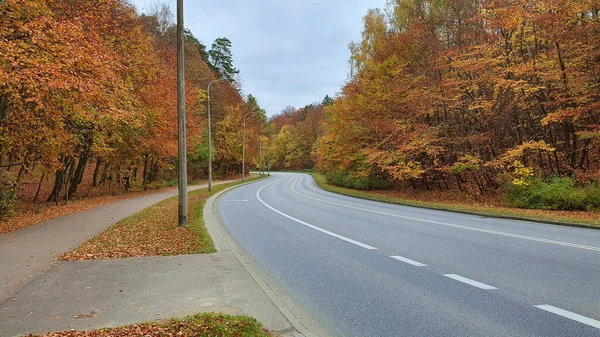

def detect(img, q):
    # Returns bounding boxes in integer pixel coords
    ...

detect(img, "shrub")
[146,180,174,190]
[584,183,600,211]
[326,170,392,190]
[506,176,600,211]
[0,173,16,221]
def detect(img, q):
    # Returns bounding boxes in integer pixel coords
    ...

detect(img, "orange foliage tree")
[316,0,600,192]
[1,0,254,218]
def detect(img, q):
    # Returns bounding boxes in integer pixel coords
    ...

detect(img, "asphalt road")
[218,173,600,337]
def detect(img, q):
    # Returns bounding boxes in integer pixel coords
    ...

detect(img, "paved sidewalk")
[0,254,293,337]
[0,181,233,303]
[0,178,323,337]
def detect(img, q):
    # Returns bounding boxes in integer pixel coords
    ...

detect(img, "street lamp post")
[206,78,227,191]
[242,111,255,182]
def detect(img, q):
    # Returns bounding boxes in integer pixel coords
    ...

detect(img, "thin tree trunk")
[471,172,484,195]
[68,155,89,197]
[63,158,75,204]
[555,41,568,89]
[92,159,102,187]
[455,174,464,192]
[47,157,71,204]
[33,171,45,203]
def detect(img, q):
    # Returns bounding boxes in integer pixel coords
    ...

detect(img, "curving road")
[218,173,600,337]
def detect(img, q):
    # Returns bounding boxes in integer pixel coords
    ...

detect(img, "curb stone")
[203,178,333,337]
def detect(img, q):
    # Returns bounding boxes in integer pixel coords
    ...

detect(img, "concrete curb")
[203,178,332,337]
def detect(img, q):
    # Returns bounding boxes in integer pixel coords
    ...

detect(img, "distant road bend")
[218,172,600,337]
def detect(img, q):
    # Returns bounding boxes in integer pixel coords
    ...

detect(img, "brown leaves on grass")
[60,189,213,261]
[30,313,275,337]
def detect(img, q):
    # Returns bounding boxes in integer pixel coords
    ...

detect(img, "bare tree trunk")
[92,159,102,187]
[0,95,8,122]
[455,174,464,192]
[48,157,72,204]
[63,158,75,204]
[471,172,484,195]
[33,171,45,203]
[68,154,89,197]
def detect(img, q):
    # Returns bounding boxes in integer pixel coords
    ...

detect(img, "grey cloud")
[131,0,385,115]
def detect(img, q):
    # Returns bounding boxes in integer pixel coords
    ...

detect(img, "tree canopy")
[0,0,262,219]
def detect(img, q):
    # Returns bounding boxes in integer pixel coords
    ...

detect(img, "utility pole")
[242,111,254,182]
[176,0,187,226]
[207,78,227,191]
[259,135,262,175]
[207,83,213,192]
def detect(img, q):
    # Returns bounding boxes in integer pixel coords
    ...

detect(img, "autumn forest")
[1,0,267,221]
[271,0,600,212]
[2,0,600,222]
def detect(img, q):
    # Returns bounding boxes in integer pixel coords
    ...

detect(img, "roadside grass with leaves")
[61,177,263,261]
[29,312,275,337]
[310,173,600,228]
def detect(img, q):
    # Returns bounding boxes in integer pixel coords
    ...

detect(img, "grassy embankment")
[309,173,600,229]
[61,176,265,260]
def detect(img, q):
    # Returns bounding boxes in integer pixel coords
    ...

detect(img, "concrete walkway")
[0,181,232,303]
[0,253,293,336]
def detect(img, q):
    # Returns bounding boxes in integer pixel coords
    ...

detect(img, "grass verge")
[30,312,275,337]
[309,173,600,229]
[61,176,264,260]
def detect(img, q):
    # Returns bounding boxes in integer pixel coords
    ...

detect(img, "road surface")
[218,173,600,337]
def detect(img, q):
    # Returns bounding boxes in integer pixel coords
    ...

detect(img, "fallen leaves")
[29,313,276,337]
[60,187,218,261]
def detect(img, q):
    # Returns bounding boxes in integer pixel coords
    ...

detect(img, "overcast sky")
[129,0,385,116]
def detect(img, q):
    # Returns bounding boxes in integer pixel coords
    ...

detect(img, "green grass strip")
[309,173,600,229]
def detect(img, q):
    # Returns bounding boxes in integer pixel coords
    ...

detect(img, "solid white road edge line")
[390,256,427,267]
[534,305,600,330]
[443,274,498,290]
[257,177,378,250]
[290,175,600,253]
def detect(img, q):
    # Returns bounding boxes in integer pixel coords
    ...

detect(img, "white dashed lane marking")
[534,305,600,330]
[390,255,427,267]
[443,274,498,290]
